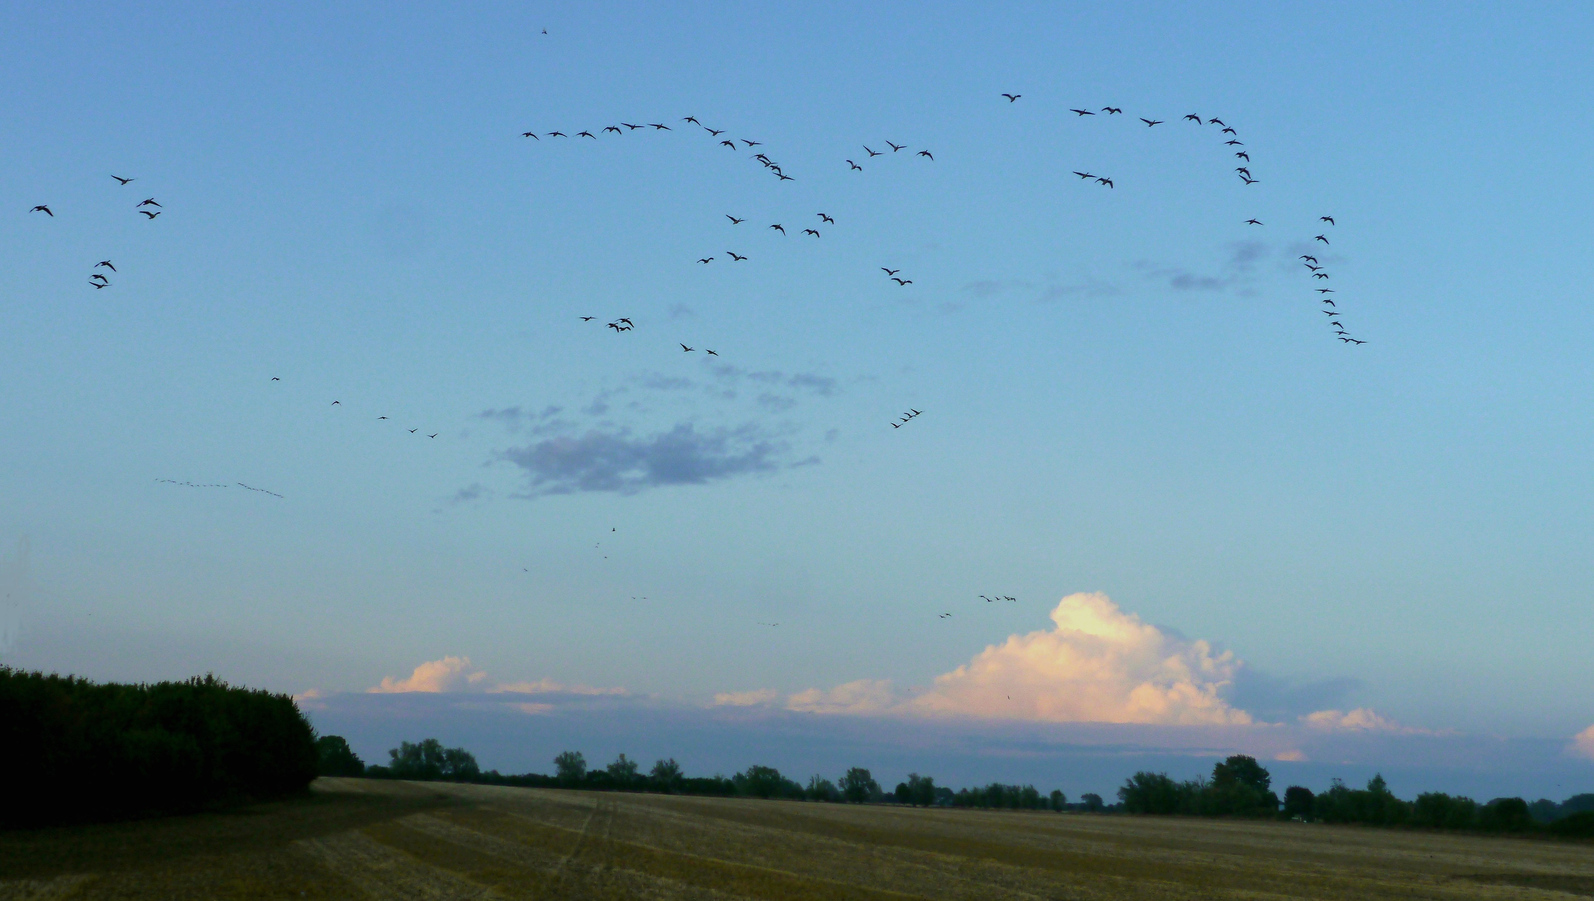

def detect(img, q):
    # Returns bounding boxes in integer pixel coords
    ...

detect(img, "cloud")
[1302,708,1406,733]
[1167,272,1230,291]
[1134,261,1230,292]
[1226,240,1268,272]
[1038,279,1122,301]
[1274,749,1308,762]
[492,678,627,697]
[499,422,786,496]
[757,393,797,412]
[755,594,1252,726]
[786,680,897,715]
[450,483,490,504]
[293,687,327,710]
[371,655,490,693]
[903,593,1252,725]
[366,657,626,698]
[961,279,1034,298]
[714,689,780,707]
[1571,725,1594,760]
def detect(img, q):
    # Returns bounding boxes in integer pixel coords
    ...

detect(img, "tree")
[1207,755,1277,815]
[387,738,477,781]
[735,765,800,799]
[906,773,938,807]
[1413,792,1476,829]
[1080,793,1104,812]
[554,750,586,783]
[1118,772,1183,814]
[1211,755,1271,793]
[606,753,638,785]
[315,735,365,777]
[1049,789,1067,811]
[1282,786,1315,820]
[840,767,880,803]
[650,757,683,790]
[1479,797,1532,832]
[806,775,841,802]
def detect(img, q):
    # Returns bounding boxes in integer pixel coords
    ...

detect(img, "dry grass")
[1,778,1590,900]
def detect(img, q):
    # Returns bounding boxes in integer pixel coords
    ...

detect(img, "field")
[2,778,1590,900]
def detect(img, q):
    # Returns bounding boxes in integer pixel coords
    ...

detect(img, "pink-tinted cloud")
[903,593,1250,725]
[1302,707,1405,732]
[732,593,1253,725]
[366,656,624,696]
[370,655,490,693]
[1571,725,1594,760]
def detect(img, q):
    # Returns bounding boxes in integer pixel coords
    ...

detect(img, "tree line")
[319,736,1100,813]
[319,736,1593,839]
[1117,755,1594,838]
[3,666,318,827]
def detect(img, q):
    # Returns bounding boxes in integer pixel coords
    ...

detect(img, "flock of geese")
[24,90,1367,622]
[514,93,1366,620]
[28,176,164,292]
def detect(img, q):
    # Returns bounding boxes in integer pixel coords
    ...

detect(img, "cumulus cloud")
[368,657,625,697]
[1301,708,1405,732]
[370,655,491,693]
[743,593,1253,725]
[904,593,1252,725]
[1571,725,1594,760]
[499,422,786,496]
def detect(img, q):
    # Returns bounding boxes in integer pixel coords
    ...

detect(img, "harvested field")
[1,778,1590,900]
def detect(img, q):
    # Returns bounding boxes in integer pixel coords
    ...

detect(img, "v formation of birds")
[29,92,1364,620]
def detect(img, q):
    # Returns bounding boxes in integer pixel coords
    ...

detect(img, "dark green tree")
[805,775,841,802]
[606,753,639,785]
[735,764,800,799]
[1080,792,1104,812]
[1049,789,1067,811]
[1118,771,1183,814]
[315,735,366,777]
[650,757,683,791]
[840,767,880,803]
[554,750,587,783]
[387,739,478,781]
[1282,786,1315,820]
[1479,797,1532,832]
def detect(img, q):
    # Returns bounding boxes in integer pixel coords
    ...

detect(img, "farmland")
[1,778,1590,900]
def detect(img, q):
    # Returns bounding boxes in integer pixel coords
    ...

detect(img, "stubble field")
[1,777,1590,900]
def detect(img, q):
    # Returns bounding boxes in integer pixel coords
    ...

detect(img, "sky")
[3,2,1593,798]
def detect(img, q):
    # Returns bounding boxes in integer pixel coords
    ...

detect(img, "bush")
[0,667,318,827]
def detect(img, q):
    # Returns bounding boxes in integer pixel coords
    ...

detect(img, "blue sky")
[3,2,1593,794]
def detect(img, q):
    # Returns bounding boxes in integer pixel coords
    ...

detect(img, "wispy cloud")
[449,483,490,504]
[499,422,788,496]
